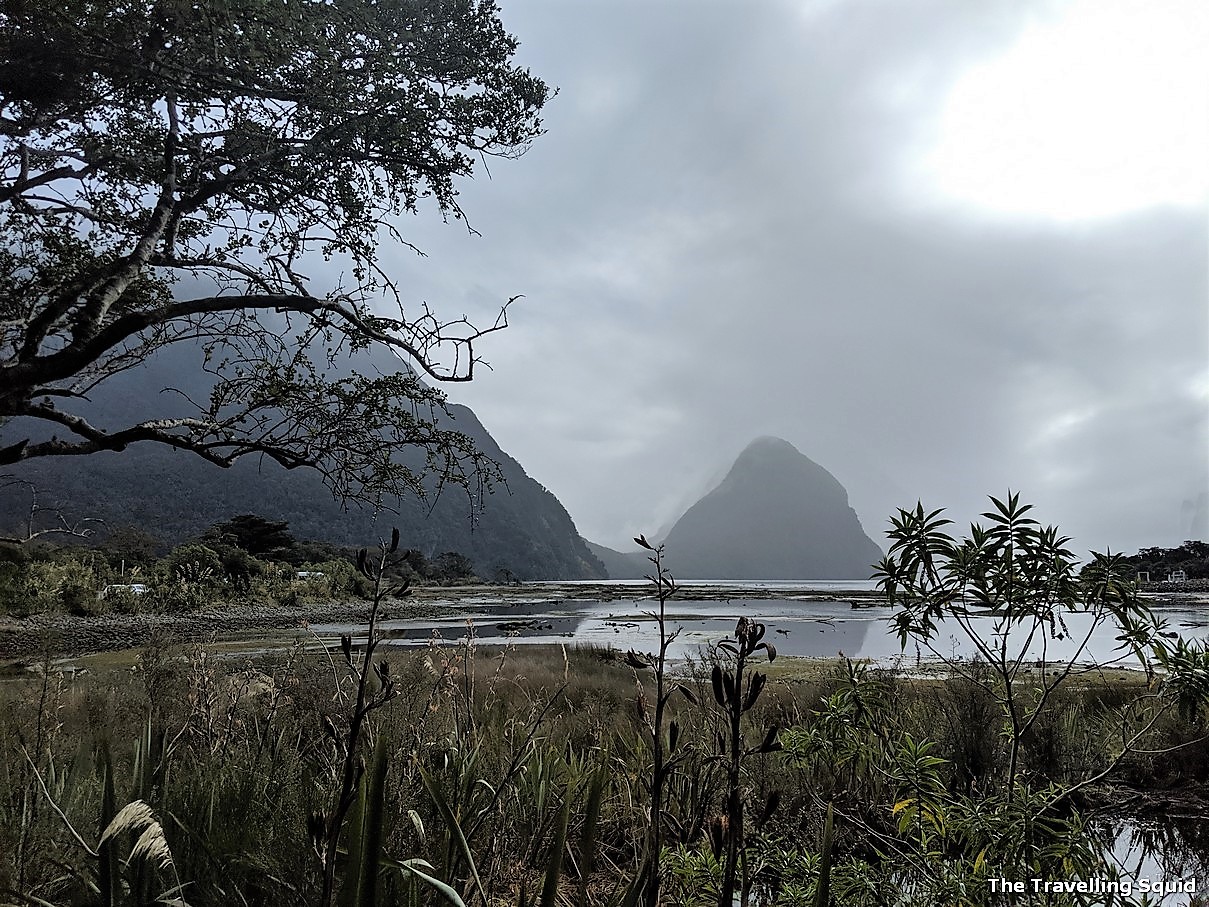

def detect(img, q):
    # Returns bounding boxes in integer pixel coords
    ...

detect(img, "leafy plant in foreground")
[18,742,189,906]
[625,534,697,907]
[710,617,780,907]
[310,528,461,907]
[847,491,1209,901]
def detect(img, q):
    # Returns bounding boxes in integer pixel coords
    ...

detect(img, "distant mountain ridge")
[654,437,882,579]
[3,345,605,580]
[585,539,650,580]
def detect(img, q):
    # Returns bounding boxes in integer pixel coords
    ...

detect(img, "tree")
[0,0,548,509]
[1125,540,1209,580]
[874,493,1163,788]
[431,549,474,582]
[205,513,295,557]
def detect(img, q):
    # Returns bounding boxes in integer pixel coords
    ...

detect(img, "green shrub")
[0,560,27,614]
[161,543,224,581]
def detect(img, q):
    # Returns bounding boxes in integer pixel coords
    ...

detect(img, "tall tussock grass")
[8,637,1206,905]
[7,507,1209,904]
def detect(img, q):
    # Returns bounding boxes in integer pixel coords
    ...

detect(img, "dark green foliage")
[873,492,1179,791]
[94,526,168,572]
[432,551,477,584]
[98,752,117,907]
[0,528,482,617]
[1,0,549,525]
[341,734,390,907]
[538,790,571,907]
[385,546,477,583]
[6,637,1209,906]
[0,560,23,612]
[840,492,1209,902]
[399,548,433,581]
[206,515,297,557]
[813,803,833,907]
[0,545,107,615]
[7,505,1209,906]
[161,543,223,581]
[1124,540,1209,580]
[5,391,608,580]
[211,544,266,585]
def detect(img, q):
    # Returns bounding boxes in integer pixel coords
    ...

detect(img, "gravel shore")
[4,581,1196,662]
[0,598,430,660]
[0,582,883,660]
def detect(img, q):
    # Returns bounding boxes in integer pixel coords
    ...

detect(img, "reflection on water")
[304,587,1209,900]
[310,595,1209,666]
[1107,813,1209,906]
[532,579,884,591]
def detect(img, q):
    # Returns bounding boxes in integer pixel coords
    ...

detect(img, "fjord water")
[312,581,1209,665]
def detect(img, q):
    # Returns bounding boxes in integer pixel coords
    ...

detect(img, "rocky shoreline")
[0,582,883,660]
[0,598,433,660]
[2,582,1201,662]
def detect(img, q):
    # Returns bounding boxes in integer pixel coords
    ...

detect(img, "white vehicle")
[99,583,149,599]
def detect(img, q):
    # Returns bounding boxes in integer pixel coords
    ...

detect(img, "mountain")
[584,539,649,580]
[3,346,605,580]
[659,436,882,579]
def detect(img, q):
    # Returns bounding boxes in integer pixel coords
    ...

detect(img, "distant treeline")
[1121,539,1209,580]
[0,513,483,617]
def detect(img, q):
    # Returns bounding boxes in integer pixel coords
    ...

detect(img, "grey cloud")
[363,0,1207,556]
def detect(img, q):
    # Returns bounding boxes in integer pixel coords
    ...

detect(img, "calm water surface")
[309,582,1209,901]
[312,582,1209,666]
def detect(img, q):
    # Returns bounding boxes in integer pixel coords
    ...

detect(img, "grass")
[2,631,1207,906]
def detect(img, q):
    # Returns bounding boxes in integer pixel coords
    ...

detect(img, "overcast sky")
[383,0,1208,556]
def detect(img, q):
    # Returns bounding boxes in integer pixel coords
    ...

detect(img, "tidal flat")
[0,581,880,662]
[5,581,1208,671]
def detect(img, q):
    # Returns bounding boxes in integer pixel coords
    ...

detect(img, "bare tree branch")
[0,477,102,544]
[0,0,548,520]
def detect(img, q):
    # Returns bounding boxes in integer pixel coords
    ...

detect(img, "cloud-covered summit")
[660,436,883,580]
[361,0,1207,557]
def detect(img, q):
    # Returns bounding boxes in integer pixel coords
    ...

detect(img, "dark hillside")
[2,345,605,580]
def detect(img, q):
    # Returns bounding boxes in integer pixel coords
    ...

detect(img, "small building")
[1167,570,1187,583]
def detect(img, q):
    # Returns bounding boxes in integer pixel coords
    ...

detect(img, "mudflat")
[0,582,884,660]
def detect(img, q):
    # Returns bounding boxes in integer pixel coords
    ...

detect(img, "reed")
[6,510,1209,905]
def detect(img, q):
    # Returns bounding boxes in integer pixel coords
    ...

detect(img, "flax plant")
[312,529,405,907]
[710,617,780,907]
[625,535,699,907]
